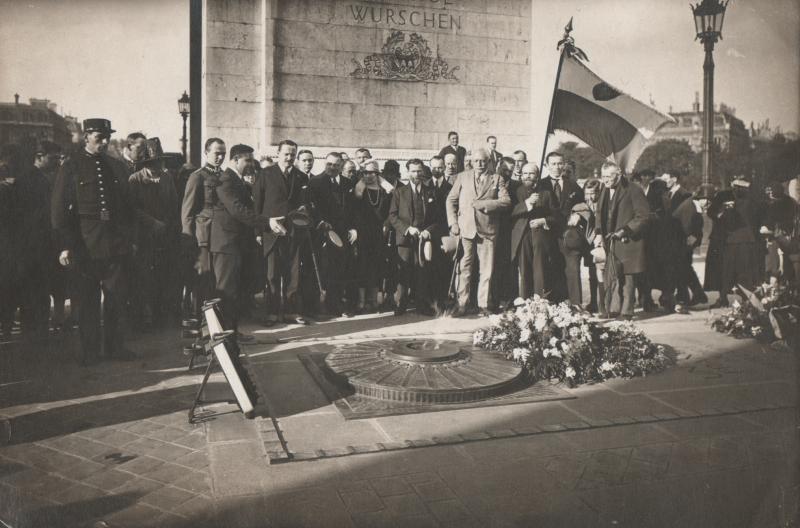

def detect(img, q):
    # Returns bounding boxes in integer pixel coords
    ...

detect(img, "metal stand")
[187,353,237,423]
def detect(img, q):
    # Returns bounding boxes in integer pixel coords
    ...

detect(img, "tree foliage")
[556,141,608,181]
[634,139,701,190]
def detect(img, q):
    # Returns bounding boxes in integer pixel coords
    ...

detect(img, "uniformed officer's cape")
[549,55,674,173]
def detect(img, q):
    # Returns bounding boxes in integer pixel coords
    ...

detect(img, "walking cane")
[447,238,462,302]
[306,228,327,306]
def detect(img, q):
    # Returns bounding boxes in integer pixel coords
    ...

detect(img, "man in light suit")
[595,161,651,320]
[446,148,511,316]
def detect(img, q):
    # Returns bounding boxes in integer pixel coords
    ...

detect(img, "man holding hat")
[388,159,441,316]
[51,118,136,364]
[253,139,311,325]
[183,139,276,337]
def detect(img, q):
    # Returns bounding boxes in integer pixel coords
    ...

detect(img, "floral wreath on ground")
[473,296,669,388]
[710,282,800,345]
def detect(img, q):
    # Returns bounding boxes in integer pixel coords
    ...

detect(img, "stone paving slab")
[1,282,798,527]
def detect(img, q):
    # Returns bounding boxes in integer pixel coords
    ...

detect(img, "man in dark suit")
[487,136,503,172]
[660,171,707,313]
[595,161,651,320]
[18,141,61,338]
[492,157,522,309]
[633,169,664,312]
[182,139,274,336]
[389,159,442,315]
[438,131,467,174]
[252,139,311,325]
[429,155,452,306]
[310,153,359,317]
[51,118,136,364]
[511,163,558,298]
[540,152,585,305]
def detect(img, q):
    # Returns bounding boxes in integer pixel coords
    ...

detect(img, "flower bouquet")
[711,282,800,344]
[473,296,669,387]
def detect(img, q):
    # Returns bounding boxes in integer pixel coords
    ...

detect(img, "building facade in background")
[0,94,80,150]
[652,92,749,153]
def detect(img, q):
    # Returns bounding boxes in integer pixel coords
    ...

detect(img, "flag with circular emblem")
[550,55,675,172]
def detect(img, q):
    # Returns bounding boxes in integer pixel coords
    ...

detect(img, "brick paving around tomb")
[1,298,798,527]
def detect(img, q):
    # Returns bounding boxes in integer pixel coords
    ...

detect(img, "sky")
[0,0,189,151]
[0,0,797,155]
[530,0,800,157]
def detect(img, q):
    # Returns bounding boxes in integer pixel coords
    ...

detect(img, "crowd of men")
[1,121,799,366]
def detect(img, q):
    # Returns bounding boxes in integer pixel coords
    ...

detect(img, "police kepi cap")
[83,118,115,134]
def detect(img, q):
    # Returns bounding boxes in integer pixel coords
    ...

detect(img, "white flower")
[549,336,559,346]
[569,326,580,338]
[513,297,526,307]
[534,317,547,331]
[561,342,571,354]
[520,328,532,343]
[543,347,562,358]
[512,347,531,362]
[600,332,609,340]
[473,331,485,346]
[492,332,507,343]
[565,366,576,378]
[600,361,615,372]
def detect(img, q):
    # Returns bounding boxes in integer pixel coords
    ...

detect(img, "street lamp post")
[692,0,729,198]
[178,91,191,162]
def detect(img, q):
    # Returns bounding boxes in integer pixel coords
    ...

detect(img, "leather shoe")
[479,308,492,318]
[451,306,467,318]
[688,293,709,306]
[674,304,689,315]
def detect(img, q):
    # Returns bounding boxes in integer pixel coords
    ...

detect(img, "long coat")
[595,177,651,274]
[510,183,558,260]
[539,176,585,238]
[51,150,135,260]
[445,169,511,240]
[252,165,309,256]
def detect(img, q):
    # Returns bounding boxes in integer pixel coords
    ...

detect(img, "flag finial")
[557,17,588,61]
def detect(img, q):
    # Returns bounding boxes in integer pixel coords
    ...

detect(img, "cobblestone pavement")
[1,294,798,527]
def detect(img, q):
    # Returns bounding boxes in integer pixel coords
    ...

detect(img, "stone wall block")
[207,20,260,50]
[206,47,260,76]
[206,0,260,24]
[207,74,262,103]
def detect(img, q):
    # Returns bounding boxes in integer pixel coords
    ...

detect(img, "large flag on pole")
[549,55,674,172]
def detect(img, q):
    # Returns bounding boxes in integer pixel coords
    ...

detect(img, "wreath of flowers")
[711,282,800,344]
[473,296,669,388]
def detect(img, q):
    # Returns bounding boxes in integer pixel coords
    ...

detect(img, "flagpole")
[539,47,567,172]
[539,18,580,172]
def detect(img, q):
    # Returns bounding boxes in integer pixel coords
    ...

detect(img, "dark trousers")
[551,240,583,305]
[395,245,431,310]
[265,234,303,317]
[76,257,127,362]
[211,252,241,330]
[517,228,550,299]
[20,260,50,336]
[677,247,704,302]
[604,256,636,317]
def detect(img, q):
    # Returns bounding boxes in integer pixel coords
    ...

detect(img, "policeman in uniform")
[51,119,136,364]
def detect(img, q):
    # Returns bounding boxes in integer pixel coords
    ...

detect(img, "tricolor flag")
[549,55,674,172]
